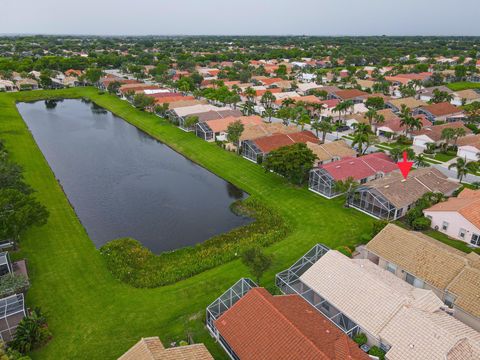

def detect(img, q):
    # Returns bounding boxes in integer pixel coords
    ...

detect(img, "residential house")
[0,79,15,92]
[348,168,459,220]
[16,78,38,90]
[328,89,369,104]
[206,279,370,360]
[414,102,464,123]
[456,134,480,160]
[424,188,480,246]
[386,97,427,113]
[167,99,208,109]
[376,115,432,137]
[195,115,263,142]
[306,140,357,166]
[242,131,318,163]
[276,246,480,360]
[417,86,453,102]
[239,122,299,146]
[64,69,82,77]
[355,79,375,91]
[308,152,397,198]
[296,82,324,95]
[118,336,213,360]
[359,223,480,330]
[170,104,241,130]
[452,89,480,106]
[412,122,471,149]
[297,73,317,83]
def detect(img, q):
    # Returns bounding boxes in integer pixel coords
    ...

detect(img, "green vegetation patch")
[447,82,480,91]
[100,199,288,287]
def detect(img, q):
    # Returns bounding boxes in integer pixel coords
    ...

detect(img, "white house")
[456,134,480,161]
[424,189,480,246]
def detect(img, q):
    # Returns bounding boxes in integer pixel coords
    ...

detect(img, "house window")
[442,221,449,231]
[459,228,466,239]
[386,262,397,274]
[406,273,424,289]
[360,178,367,184]
[471,234,480,246]
[444,293,456,308]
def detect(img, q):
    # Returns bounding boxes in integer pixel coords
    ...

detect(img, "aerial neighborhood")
[0,33,480,360]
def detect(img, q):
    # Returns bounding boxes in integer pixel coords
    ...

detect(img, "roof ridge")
[253,289,327,358]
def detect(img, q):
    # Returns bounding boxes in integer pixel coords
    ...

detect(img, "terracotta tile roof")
[332,89,369,100]
[306,140,356,163]
[364,168,459,208]
[425,188,480,230]
[396,72,433,80]
[379,115,432,133]
[118,337,213,360]
[254,88,282,97]
[240,123,299,141]
[260,77,284,86]
[119,84,160,94]
[215,287,370,360]
[253,131,318,153]
[64,69,82,76]
[420,102,463,117]
[318,152,397,181]
[204,115,263,133]
[413,122,471,142]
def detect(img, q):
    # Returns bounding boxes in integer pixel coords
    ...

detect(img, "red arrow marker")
[397,151,413,180]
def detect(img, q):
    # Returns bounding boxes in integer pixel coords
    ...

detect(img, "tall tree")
[449,157,478,183]
[241,246,273,284]
[226,120,245,153]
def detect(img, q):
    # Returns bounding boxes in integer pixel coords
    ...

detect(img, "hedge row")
[99,198,289,287]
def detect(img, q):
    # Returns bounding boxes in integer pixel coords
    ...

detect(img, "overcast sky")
[1,0,479,36]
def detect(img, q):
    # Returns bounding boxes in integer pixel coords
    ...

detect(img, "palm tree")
[244,87,256,103]
[333,100,354,123]
[441,128,455,149]
[263,107,275,123]
[449,157,478,183]
[333,177,359,207]
[453,128,466,147]
[351,123,372,154]
[281,98,296,108]
[399,105,422,137]
[414,154,429,168]
[312,118,333,143]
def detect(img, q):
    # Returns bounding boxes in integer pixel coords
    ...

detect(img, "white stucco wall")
[423,210,480,245]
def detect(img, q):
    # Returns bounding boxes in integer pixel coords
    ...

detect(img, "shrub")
[368,346,386,360]
[241,246,273,284]
[335,245,353,258]
[372,220,389,237]
[0,274,29,298]
[100,198,289,287]
[395,135,412,146]
[353,333,367,346]
[412,216,432,230]
[10,308,51,355]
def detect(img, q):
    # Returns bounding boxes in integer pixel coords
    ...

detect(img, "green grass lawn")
[425,230,480,255]
[433,152,457,163]
[447,82,480,91]
[0,88,374,359]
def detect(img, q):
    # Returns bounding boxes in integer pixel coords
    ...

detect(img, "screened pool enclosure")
[275,244,361,338]
[308,168,341,198]
[347,186,401,220]
[0,294,26,342]
[206,278,257,360]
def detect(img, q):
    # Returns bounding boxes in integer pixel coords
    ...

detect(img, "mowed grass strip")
[0,88,374,360]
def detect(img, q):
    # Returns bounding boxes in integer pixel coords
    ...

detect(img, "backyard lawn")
[447,82,480,91]
[0,88,374,359]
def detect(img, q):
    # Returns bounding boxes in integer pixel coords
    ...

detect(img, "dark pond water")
[18,99,251,253]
